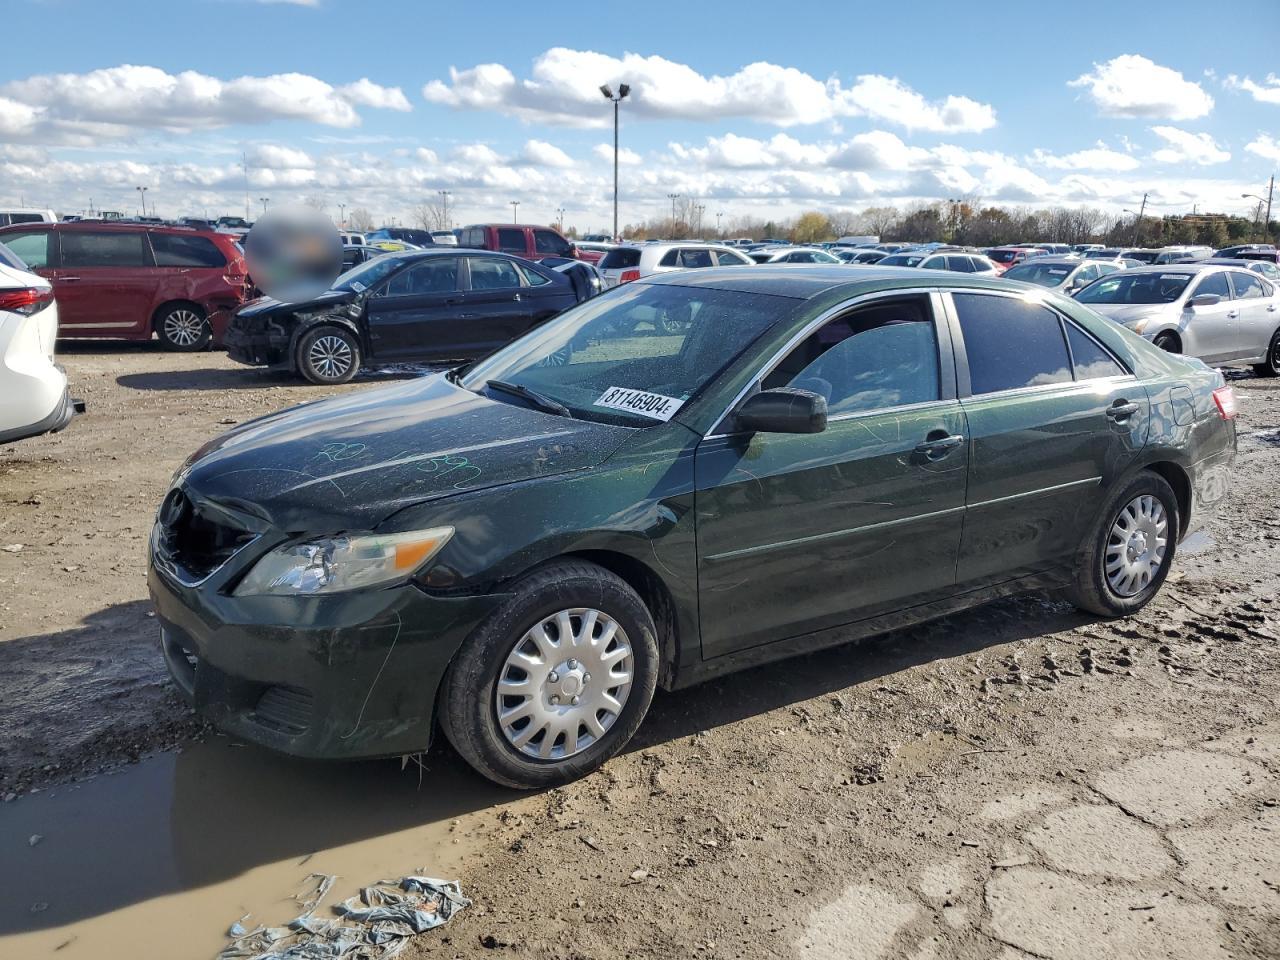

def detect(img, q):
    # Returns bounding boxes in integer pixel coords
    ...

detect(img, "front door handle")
[1106,400,1140,421]
[513,293,522,302]
[914,434,965,458]
[1227,310,1239,319]
[59,276,81,282]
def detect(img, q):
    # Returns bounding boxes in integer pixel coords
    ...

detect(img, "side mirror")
[1188,294,1221,309]
[736,388,827,434]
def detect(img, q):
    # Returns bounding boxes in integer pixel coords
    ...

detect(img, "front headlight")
[234,527,454,596]
[1130,316,1152,334]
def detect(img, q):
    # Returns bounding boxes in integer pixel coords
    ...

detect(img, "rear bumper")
[0,379,75,445]
[1184,423,1235,536]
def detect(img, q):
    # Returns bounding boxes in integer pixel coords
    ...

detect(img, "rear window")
[150,233,226,268]
[988,250,1017,263]
[600,248,641,269]
[2,213,45,226]
[61,231,149,268]
[496,228,526,253]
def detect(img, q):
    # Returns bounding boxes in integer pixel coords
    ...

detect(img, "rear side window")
[61,231,148,268]
[150,233,226,268]
[468,258,523,290]
[517,264,552,286]
[954,293,1072,394]
[1064,322,1126,380]
[679,249,714,268]
[946,256,975,273]
[383,258,459,295]
[0,231,50,269]
[533,230,571,256]
[1230,272,1269,300]
[496,229,525,254]
[600,248,641,269]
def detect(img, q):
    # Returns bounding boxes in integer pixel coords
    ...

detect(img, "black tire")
[155,303,211,352]
[1152,332,1180,354]
[296,325,360,384]
[441,560,659,789]
[1067,471,1179,618]
[1252,329,1280,377]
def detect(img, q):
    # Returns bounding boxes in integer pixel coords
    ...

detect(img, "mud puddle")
[0,738,510,958]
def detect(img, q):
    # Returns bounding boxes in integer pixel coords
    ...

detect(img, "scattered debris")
[28,833,42,846]
[2,543,24,553]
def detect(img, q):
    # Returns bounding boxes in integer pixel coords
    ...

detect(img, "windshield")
[333,254,402,292]
[1003,262,1073,287]
[461,281,795,425]
[987,250,1018,264]
[880,254,924,267]
[1075,272,1191,305]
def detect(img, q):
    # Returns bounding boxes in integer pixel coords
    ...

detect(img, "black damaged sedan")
[225,249,586,384]
[152,267,1234,788]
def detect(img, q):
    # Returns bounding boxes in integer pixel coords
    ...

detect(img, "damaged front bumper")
[224,318,292,370]
[148,518,500,760]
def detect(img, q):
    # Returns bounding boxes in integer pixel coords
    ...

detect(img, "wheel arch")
[1138,459,1192,539]
[289,316,364,374]
[150,298,206,330]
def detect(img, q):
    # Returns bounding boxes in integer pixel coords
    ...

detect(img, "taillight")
[620,269,641,284]
[1213,385,1237,420]
[0,287,54,315]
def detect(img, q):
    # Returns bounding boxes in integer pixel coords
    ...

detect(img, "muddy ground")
[1,343,1279,959]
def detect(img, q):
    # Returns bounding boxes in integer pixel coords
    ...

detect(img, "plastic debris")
[29,834,43,846]
[218,875,469,960]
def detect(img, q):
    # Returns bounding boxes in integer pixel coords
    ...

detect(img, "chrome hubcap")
[308,335,353,379]
[495,608,633,761]
[1105,495,1169,597]
[163,310,204,346]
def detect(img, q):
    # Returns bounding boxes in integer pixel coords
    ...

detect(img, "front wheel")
[1067,471,1179,618]
[441,560,659,789]
[1252,329,1280,377]
[1152,332,1180,354]
[156,304,211,352]
[296,325,360,384]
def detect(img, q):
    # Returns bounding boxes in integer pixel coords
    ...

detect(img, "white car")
[0,245,75,444]
[430,231,459,246]
[1076,264,1280,375]
[748,246,842,264]
[880,251,1000,276]
[0,208,56,228]
[597,242,754,287]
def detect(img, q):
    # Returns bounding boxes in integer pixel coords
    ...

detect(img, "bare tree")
[348,208,375,232]
[303,195,327,212]
[412,201,447,231]
[860,205,900,238]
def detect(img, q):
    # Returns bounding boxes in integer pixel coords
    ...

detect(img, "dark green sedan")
[149,266,1236,788]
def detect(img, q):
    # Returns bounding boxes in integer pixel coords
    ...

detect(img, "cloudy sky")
[2,0,1276,231]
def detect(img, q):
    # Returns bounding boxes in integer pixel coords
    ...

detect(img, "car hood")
[237,288,357,319]
[1084,303,1174,326]
[178,375,633,530]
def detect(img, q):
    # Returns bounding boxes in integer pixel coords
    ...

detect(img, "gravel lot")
[1,342,1279,958]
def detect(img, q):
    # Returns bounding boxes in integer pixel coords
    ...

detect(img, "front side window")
[659,249,680,267]
[0,231,50,269]
[882,254,925,267]
[763,297,940,415]
[461,282,793,425]
[150,233,226,268]
[954,293,1072,394]
[713,249,749,266]
[496,229,526,253]
[383,258,459,296]
[468,258,523,290]
[1229,271,1269,300]
[534,230,571,256]
[1192,272,1231,300]
[61,231,148,268]
[946,256,975,273]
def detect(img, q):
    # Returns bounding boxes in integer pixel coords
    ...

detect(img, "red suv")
[0,222,250,350]
[457,223,594,263]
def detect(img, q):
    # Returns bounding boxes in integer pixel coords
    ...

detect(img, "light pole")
[668,193,680,238]
[136,186,148,218]
[947,197,961,240]
[694,203,705,237]
[510,200,520,224]
[438,190,452,230]
[556,207,566,232]
[716,211,724,237]
[600,83,631,241]
[259,197,270,215]
[1243,178,1274,240]
[337,202,347,228]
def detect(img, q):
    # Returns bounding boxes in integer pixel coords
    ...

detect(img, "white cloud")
[453,143,504,166]
[0,65,411,137]
[336,78,411,111]
[0,96,40,137]
[423,47,996,132]
[249,144,315,169]
[1245,134,1280,162]
[521,139,574,167]
[1226,74,1280,105]
[1069,55,1213,120]
[1149,126,1229,165]
[830,131,930,170]
[1029,142,1140,171]
[593,143,641,165]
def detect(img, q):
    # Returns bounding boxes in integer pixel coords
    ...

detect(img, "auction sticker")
[594,386,684,421]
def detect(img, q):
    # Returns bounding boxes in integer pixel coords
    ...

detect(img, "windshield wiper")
[485,380,573,419]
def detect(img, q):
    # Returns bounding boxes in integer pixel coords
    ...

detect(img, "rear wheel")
[296,325,360,384]
[1252,329,1280,377]
[156,304,210,352]
[1152,332,1180,354]
[441,560,659,789]
[1067,471,1179,618]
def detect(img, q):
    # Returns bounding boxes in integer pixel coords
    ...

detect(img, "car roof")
[1118,263,1233,275]
[641,264,1027,300]
[1006,257,1080,267]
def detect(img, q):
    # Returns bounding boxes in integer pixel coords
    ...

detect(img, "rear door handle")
[59,276,81,282]
[1227,310,1239,318]
[914,434,965,457]
[1107,400,1140,420]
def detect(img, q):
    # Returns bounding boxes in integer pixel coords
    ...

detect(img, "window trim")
[941,289,1134,400]
[705,288,956,439]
